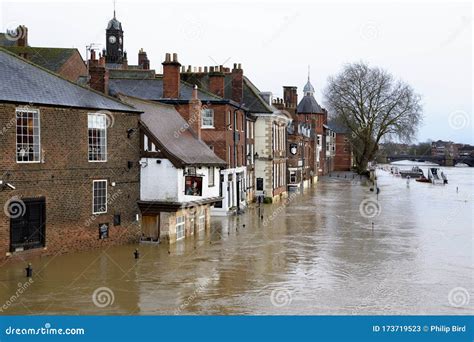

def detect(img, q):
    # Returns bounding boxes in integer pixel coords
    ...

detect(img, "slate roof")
[118,94,226,166]
[2,46,80,72]
[0,48,138,112]
[297,95,323,114]
[327,121,349,134]
[109,77,222,102]
[0,33,17,47]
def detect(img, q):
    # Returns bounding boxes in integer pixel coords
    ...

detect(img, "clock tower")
[105,10,124,64]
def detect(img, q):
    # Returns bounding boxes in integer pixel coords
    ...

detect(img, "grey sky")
[1,0,472,144]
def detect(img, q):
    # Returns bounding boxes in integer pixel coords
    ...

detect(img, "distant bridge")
[386,155,474,167]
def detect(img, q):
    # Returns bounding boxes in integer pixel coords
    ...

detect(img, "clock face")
[108,35,117,44]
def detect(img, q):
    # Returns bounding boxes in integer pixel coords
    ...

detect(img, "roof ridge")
[243,76,274,113]
[0,47,137,112]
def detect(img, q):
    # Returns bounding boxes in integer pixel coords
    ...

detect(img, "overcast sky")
[1,0,472,144]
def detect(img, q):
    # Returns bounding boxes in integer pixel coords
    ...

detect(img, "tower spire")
[113,0,116,18]
[308,65,310,82]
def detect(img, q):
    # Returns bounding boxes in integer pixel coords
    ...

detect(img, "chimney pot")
[165,53,171,62]
[172,53,178,62]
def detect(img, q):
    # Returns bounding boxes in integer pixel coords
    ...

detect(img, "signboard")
[290,143,298,155]
[99,223,109,239]
[185,176,203,196]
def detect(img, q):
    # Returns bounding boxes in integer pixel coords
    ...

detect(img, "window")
[93,180,107,214]
[88,113,107,162]
[176,216,185,240]
[208,167,215,186]
[241,115,245,132]
[290,172,296,183]
[16,108,41,163]
[227,111,232,130]
[202,108,214,128]
[198,211,206,231]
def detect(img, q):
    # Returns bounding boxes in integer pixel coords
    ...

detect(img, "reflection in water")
[0,165,472,315]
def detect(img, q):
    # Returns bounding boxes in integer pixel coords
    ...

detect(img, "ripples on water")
[0,164,472,315]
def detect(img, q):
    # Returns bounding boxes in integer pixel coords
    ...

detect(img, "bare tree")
[324,62,423,174]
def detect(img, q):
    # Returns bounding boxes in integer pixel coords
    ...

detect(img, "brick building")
[0,49,142,262]
[0,25,87,82]
[328,122,352,171]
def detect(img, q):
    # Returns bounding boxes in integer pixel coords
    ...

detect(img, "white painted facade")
[140,158,220,202]
[211,166,247,216]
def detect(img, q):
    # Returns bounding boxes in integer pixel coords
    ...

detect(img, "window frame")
[208,166,215,187]
[92,180,108,214]
[176,216,185,240]
[201,108,214,128]
[15,107,41,164]
[88,113,108,162]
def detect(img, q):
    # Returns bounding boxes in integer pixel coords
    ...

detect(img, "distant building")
[327,122,352,171]
[0,48,141,261]
[0,25,87,82]
[431,140,458,158]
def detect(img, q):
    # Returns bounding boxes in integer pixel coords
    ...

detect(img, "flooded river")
[0,165,472,315]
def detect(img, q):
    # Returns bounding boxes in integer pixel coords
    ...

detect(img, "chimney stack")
[283,86,298,108]
[188,85,202,140]
[209,65,225,97]
[138,48,150,70]
[162,52,181,99]
[16,25,28,47]
[88,52,109,95]
[231,63,243,104]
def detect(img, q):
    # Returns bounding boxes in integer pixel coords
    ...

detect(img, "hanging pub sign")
[290,143,298,155]
[185,176,203,196]
[99,223,109,239]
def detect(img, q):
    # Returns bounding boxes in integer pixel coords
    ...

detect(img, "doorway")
[10,197,46,252]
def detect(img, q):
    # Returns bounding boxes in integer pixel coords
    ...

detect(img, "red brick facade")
[333,133,352,171]
[0,103,140,263]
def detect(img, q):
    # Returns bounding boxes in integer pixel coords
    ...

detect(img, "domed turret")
[105,10,124,64]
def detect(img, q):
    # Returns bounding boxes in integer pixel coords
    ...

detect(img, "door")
[10,198,46,252]
[142,215,159,241]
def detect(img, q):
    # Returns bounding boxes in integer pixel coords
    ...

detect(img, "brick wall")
[0,103,141,263]
[58,51,87,82]
[334,133,352,171]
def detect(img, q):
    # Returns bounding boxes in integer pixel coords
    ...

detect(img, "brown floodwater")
[0,165,472,315]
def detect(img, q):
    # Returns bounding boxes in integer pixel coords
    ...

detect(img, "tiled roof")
[297,95,323,114]
[118,94,226,166]
[2,46,80,72]
[109,77,222,102]
[0,48,138,112]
